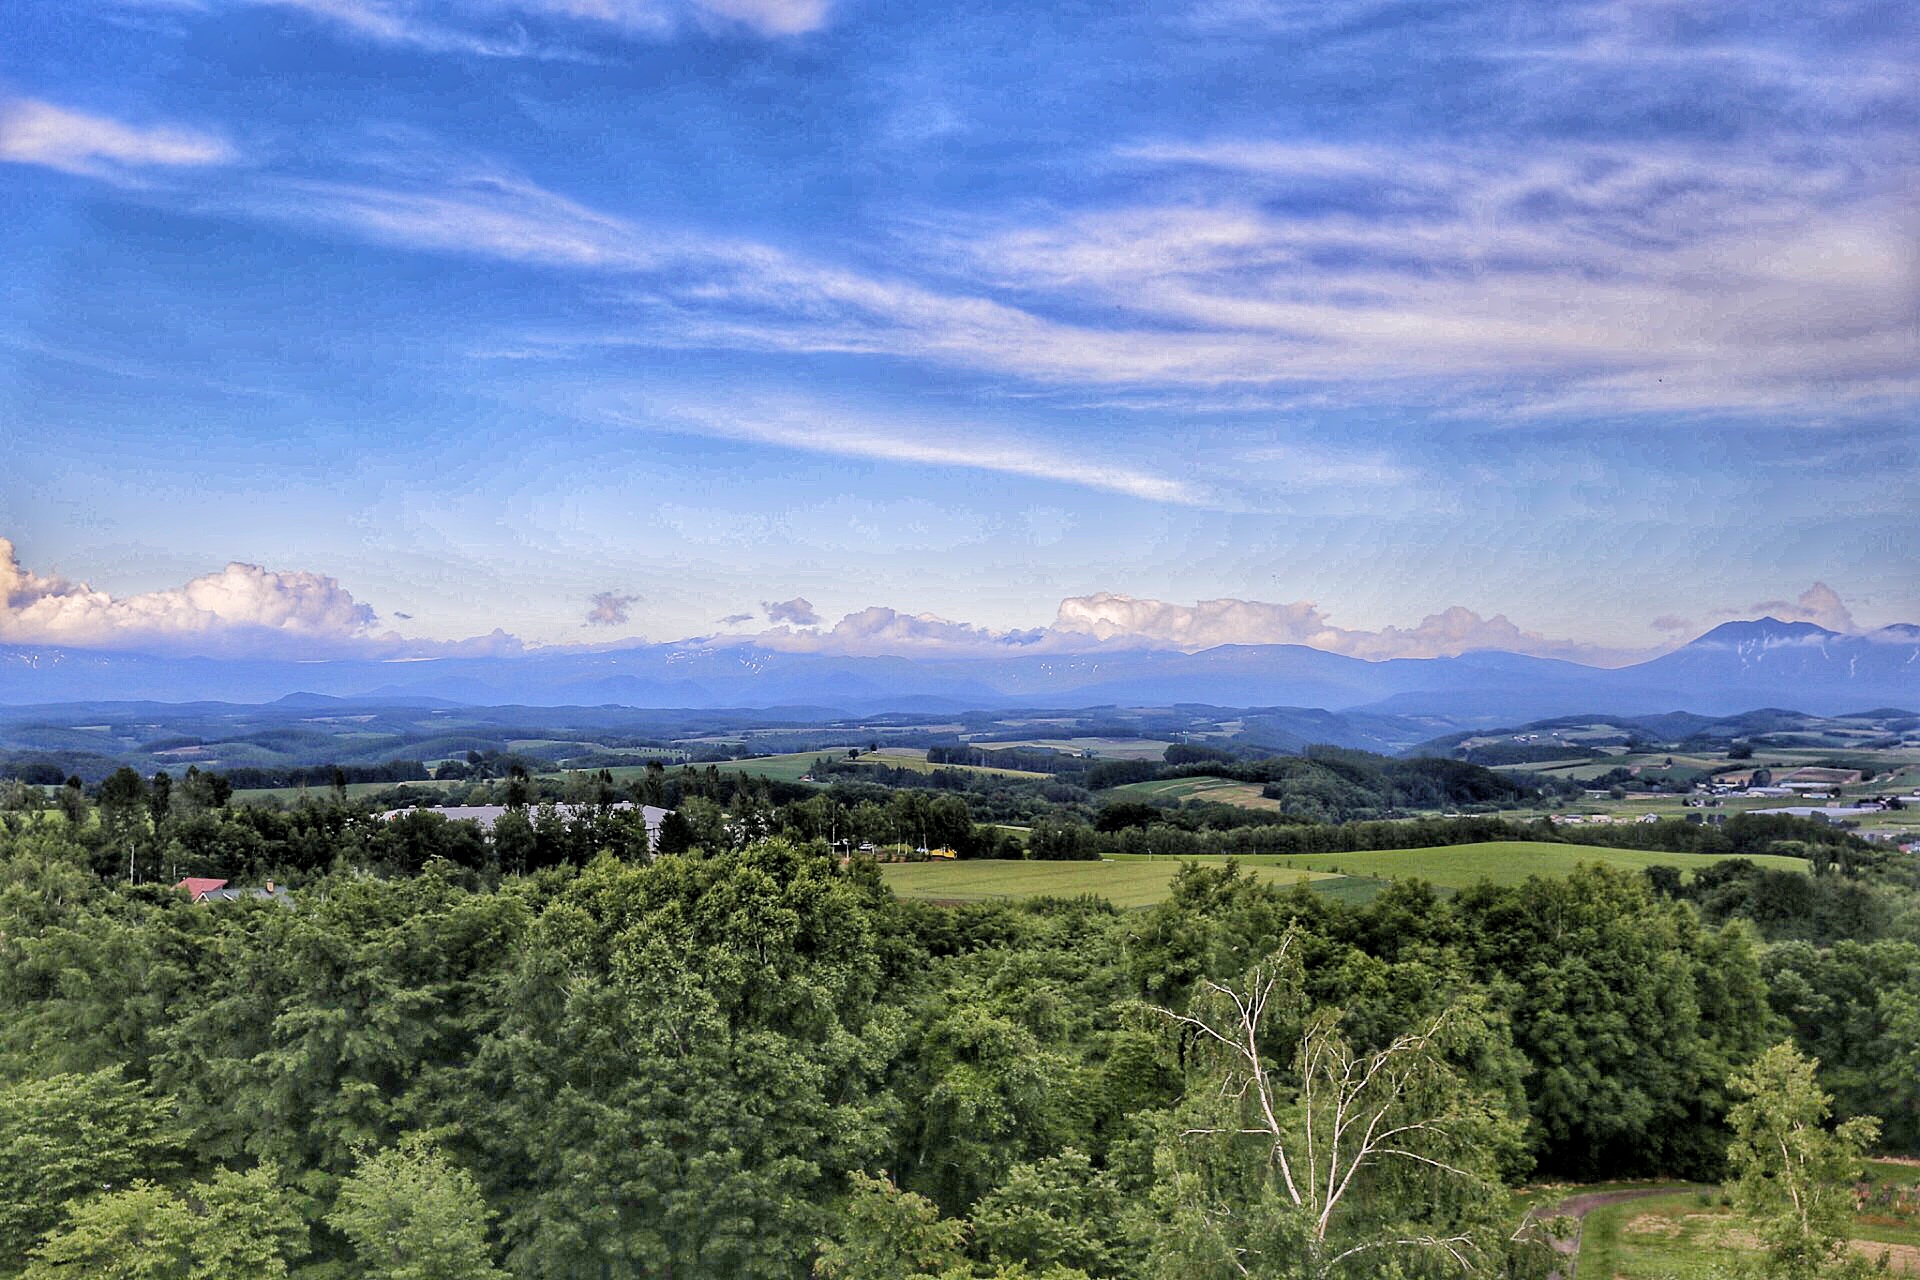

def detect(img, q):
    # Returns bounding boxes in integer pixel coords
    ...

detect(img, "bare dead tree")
[1149,929,1511,1278]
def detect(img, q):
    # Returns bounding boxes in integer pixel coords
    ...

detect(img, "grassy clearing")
[1576,1191,1725,1280]
[878,859,1341,909]
[1507,1179,1687,1219]
[1575,1167,1920,1278]
[1112,842,1809,890]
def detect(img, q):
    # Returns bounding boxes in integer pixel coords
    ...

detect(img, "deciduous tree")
[0,1069,181,1261]
[328,1133,507,1280]
[22,1163,304,1280]
[1726,1042,1882,1280]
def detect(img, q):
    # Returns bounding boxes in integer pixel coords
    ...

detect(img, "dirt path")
[1524,1185,1693,1280]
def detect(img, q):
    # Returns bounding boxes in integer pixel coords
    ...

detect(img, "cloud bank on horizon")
[0,538,523,659]
[0,538,1890,667]
[1,0,1915,650]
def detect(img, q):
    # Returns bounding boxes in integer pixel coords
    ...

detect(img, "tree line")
[1,792,1917,1277]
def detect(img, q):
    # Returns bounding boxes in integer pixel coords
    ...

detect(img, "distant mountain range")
[1,618,1915,722]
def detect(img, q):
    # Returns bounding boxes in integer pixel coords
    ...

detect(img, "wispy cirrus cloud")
[624,394,1210,506]
[247,171,662,268]
[689,0,829,37]
[208,0,833,51]
[0,98,234,180]
[1201,0,1918,125]
[953,138,1920,413]
[43,0,1920,430]
[228,133,1918,423]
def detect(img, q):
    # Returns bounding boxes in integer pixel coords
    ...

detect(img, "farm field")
[857,747,1053,778]
[507,740,685,765]
[700,753,831,783]
[1105,776,1284,810]
[1512,755,1720,784]
[1153,841,1811,890]
[879,840,1809,906]
[1498,792,1920,833]
[878,858,1343,908]
[689,748,1052,785]
[1573,1161,1920,1278]
[1509,745,1920,784]
[981,737,1173,760]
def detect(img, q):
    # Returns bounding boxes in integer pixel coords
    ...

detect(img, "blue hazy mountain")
[0,617,1914,719]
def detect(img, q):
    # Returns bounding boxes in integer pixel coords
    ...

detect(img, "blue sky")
[1,0,1915,663]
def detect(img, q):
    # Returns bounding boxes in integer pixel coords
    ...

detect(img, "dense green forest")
[3,761,1919,1279]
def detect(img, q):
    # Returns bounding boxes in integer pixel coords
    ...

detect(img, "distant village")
[1550,764,1919,854]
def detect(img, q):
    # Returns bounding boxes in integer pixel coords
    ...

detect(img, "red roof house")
[175,877,229,903]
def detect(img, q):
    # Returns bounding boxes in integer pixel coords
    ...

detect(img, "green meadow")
[878,858,1343,908]
[1572,1161,1920,1278]
[1104,776,1285,809]
[1210,840,1812,889]
[881,840,1811,907]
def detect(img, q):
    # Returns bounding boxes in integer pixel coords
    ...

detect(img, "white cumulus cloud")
[753,605,1045,654]
[763,596,821,626]
[1053,592,1342,649]
[584,590,640,627]
[1749,581,1857,632]
[743,591,1631,662]
[1050,592,1632,662]
[0,538,379,654]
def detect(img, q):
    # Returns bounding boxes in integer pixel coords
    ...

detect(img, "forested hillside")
[3,778,1918,1278]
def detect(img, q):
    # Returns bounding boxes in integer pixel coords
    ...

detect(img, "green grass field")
[880,841,1810,907]
[1574,1163,1920,1278]
[986,737,1174,760]
[878,859,1343,908]
[1187,841,1811,890]
[704,753,832,783]
[857,747,1053,778]
[1105,777,1284,809]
